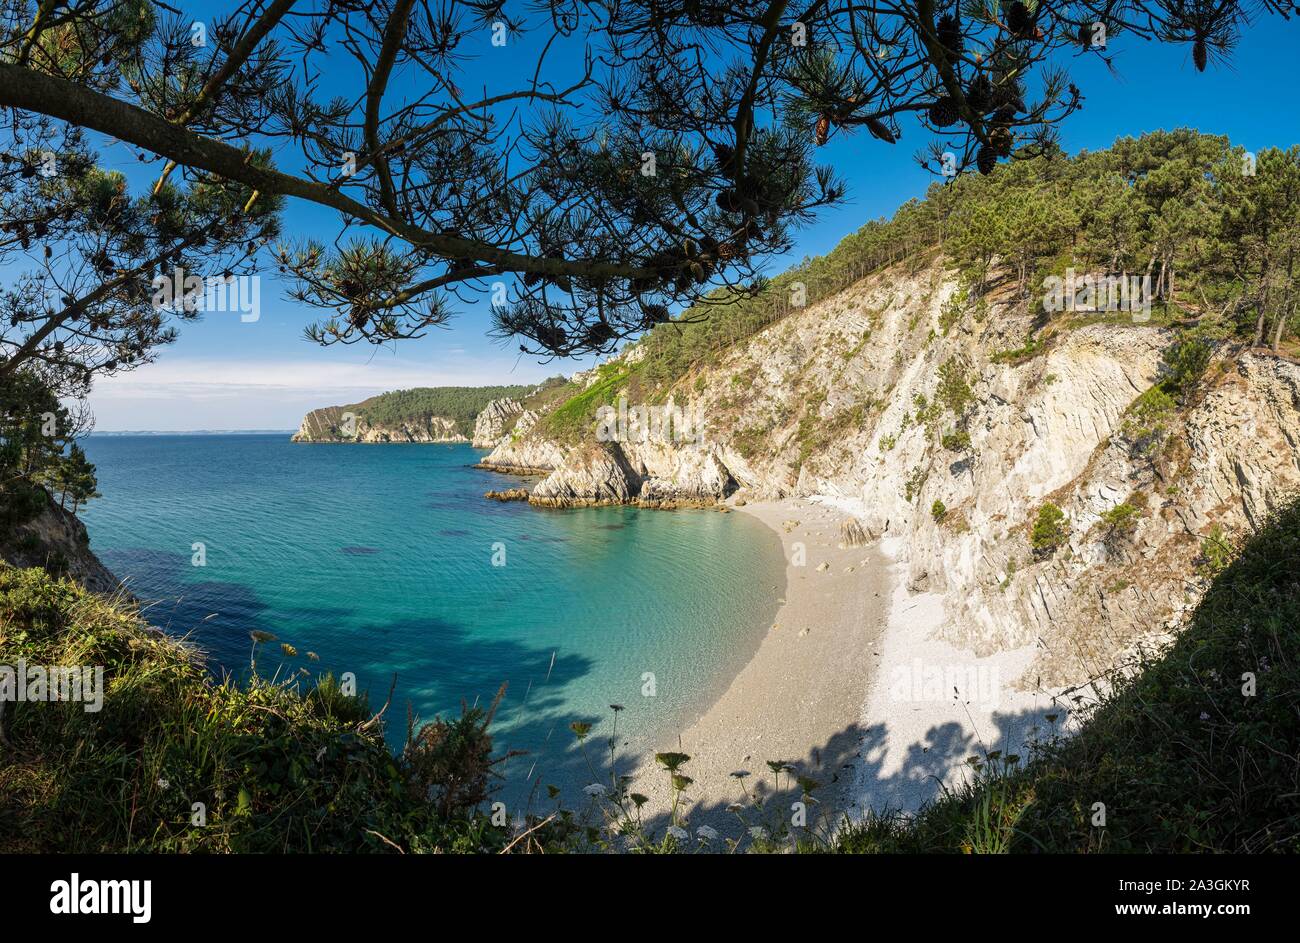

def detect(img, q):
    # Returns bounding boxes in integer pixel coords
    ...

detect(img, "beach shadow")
[580,702,1068,849]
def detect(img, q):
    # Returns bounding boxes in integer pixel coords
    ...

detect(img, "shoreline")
[620,495,1073,843]
[624,497,890,835]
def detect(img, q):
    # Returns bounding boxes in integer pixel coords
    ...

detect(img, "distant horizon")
[89,428,298,435]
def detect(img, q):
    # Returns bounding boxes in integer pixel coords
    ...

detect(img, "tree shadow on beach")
[588,702,1070,850]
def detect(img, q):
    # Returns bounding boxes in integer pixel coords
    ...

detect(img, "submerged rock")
[484,488,530,502]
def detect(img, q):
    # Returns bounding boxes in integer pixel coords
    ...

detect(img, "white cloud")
[85,352,582,431]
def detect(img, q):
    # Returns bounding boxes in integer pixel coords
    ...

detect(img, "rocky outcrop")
[475,424,567,474]
[471,398,524,448]
[478,257,1300,682]
[291,405,468,443]
[1,491,123,595]
[484,488,530,502]
[530,444,643,507]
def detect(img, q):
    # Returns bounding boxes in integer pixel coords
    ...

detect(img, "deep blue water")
[79,435,784,804]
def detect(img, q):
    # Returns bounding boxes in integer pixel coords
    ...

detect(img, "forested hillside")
[628,130,1299,395]
[356,385,538,433]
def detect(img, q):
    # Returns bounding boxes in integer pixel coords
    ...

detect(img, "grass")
[836,496,1300,853]
[0,564,525,853]
[540,363,631,443]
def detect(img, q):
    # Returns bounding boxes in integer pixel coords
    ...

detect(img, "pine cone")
[967,75,993,113]
[815,113,831,147]
[1193,37,1207,72]
[936,13,963,55]
[866,117,897,144]
[928,97,960,128]
[976,145,998,176]
[1006,2,1035,39]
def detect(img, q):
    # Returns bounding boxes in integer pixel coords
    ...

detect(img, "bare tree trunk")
[1253,282,1272,347]
[1271,296,1292,352]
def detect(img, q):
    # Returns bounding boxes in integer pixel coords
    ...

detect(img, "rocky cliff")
[293,382,558,445]
[478,257,1300,683]
[292,405,467,443]
[0,491,123,594]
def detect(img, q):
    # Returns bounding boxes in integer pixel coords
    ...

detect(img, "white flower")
[726,802,744,813]
[156,777,169,790]
[696,825,720,842]
[1199,711,1210,720]
[583,783,606,797]
[666,825,689,840]
[749,826,768,840]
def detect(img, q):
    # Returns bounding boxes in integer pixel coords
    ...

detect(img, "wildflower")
[749,826,768,840]
[655,751,690,772]
[726,803,744,813]
[570,721,592,740]
[666,825,688,841]
[156,777,169,790]
[696,825,720,842]
[1200,711,1210,720]
[583,783,605,797]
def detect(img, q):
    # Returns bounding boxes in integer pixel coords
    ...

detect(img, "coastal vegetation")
[539,131,1298,449]
[0,371,99,529]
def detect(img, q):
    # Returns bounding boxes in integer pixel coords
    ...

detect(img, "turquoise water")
[79,435,784,803]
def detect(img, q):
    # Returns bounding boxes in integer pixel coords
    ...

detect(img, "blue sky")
[78,12,1300,430]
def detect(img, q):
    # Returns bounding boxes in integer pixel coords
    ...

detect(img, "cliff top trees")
[0,0,1293,361]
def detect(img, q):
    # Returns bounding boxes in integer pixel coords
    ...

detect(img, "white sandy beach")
[625,496,1072,842]
[626,497,889,834]
[845,537,1071,821]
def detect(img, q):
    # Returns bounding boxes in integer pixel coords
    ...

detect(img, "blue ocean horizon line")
[90,429,299,436]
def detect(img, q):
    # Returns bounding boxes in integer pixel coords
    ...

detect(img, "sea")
[79,434,785,806]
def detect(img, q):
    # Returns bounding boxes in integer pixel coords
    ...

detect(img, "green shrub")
[931,499,947,522]
[1121,385,1176,454]
[0,564,547,854]
[1196,523,1234,580]
[941,428,971,452]
[1160,330,1214,397]
[1030,502,1069,555]
[1100,500,1141,539]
